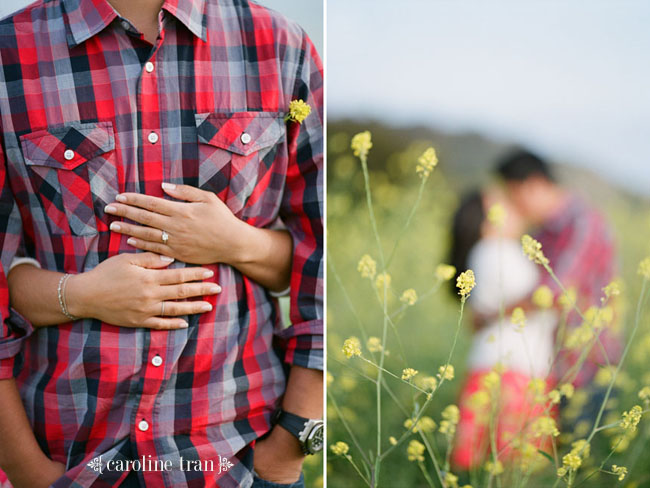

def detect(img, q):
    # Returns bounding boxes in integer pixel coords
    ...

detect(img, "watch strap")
[274,409,310,439]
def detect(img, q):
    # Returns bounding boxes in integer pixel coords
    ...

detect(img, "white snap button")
[151,355,163,367]
[148,132,159,144]
[63,149,75,161]
[121,21,130,31]
[138,420,149,432]
[145,62,155,73]
[240,132,251,144]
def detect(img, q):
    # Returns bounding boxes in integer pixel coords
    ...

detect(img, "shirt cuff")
[274,319,323,371]
[0,308,34,379]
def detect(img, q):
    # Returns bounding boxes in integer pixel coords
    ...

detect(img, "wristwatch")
[272,409,324,455]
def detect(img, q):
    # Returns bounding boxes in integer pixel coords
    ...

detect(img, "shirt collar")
[63,0,207,48]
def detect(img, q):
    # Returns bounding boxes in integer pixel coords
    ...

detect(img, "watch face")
[306,421,324,454]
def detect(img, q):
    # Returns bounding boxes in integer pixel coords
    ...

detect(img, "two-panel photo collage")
[0,1,648,487]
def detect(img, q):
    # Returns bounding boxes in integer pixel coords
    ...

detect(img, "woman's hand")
[104,183,250,266]
[66,252,221,329]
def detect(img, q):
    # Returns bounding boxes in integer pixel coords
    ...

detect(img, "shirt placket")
[132,25,169,488]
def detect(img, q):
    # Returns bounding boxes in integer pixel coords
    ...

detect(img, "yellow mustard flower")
[401,367,418,381]
[487,203,506,227]
[560,383,575,399]
[444,472,459,488]
[416,375,438,391]
[342,337,362,358]
[621,405,643,432]
[351,131,372,159]
[330,441,349,456]
[436,264,456,281]
[375,272,392,292]
[611,464,627,481]
[415,147,438,179]
[285,99,311,124]
[638,386,650,404]
[456,269,476,298]
[400,288,418,306]
[521,234,549,266]
[357,254,377,280]
[511,307,526,330]
[531,416,560,438]
[366,336,382,353]
[485,460,504,475]
[532,285,554,308]
[438,364,455,381]
[406,440,425,462]
[638,257,650,279]
[558,287,577,309]
[389,436,397,445]
[603,280,622,299]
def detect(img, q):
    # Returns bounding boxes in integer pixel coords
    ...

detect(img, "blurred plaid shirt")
[535,195,621,387]
[0,0,323,486]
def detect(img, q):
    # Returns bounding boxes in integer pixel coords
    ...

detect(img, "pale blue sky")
[328,0,650,195]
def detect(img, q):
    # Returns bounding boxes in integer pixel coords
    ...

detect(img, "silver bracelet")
[57,274,79,321]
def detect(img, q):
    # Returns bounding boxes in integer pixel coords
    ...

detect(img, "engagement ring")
[161,230,169,244]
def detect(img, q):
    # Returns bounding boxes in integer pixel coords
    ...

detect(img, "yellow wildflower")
[532,285,554,308]
[560,383,575,399]
[375,272,391,292]
[330,441,349,456]
[357,254,377,279]
[436,264,456,281]
[415,147,438,179]
[562,452,582,470]
[400,288,418,306]
[621,405,643,432]
[571,439,590,458]
[389,436,397,445]
[366,336,382,353]
[487,203,506,227]
[406,440,425,462]
[558,287,577,309]
[548,390,561,404]
[638,386,650,405]
[326,371,334,387]
[638,257,650,279]
[485,460,504,475]
[521,234,549,266]
[511,307,526,330]
[438,364,455,381]
[342,337,362,358]
[401,368,418,381]
[444,472,459,488]
[404,416,436,434]
[456,269,476,298]
[531,416,560,438]
[482,371,501,391]
[286,99,311,124]
[442,404,460,424]
[351,131,372,159]
[468,390,490,410]
[611,464,627,481]
[603,280,621,299]
[416,375,438,391]
[528,378,547,403]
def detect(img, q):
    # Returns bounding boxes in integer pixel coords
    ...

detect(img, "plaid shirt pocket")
[20,121,118,236]
[195,112,285,216]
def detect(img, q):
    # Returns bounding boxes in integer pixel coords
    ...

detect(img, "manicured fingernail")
[162,182,176,190]
[115,194,127,202]
[203,270,214,278]
[127,237,137,246]
[160,255,175,262]
[109,222,121,231]
[201,303,213,312]
[210,285,222,294]
[179,320,189,328]
[104,205,117,213]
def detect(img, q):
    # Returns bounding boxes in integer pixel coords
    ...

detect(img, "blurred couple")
[448,151,621,469]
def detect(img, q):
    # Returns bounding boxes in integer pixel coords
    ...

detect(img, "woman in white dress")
[448,188,558,470]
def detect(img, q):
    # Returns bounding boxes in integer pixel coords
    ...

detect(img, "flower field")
[326,120,650,487]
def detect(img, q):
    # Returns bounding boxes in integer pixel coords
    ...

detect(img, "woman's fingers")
[161,182,212,203]
[110,221,166,243]
[114,192,178,216]
[160,282,222,301]
[104,202,170,229]
[155,267,215,285]
[141,317,189,330]
[128,252,175,269]
[126,237,171,256]
[159,300,214,316]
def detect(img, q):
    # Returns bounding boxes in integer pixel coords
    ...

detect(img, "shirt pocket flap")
[194,112,284,157]
[20,121,115,171]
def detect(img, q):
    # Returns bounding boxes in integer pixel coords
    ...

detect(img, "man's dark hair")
[496,149,554,182]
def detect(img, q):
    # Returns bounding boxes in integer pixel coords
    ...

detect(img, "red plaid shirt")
[535,196,621,387]
[0,0,323,486]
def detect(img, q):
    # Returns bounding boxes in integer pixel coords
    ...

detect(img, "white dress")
[466,238,557,378]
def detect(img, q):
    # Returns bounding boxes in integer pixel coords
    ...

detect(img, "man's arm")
[0,380,65,487]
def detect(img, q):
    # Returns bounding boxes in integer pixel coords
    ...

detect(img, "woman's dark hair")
[449,189,484,293]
